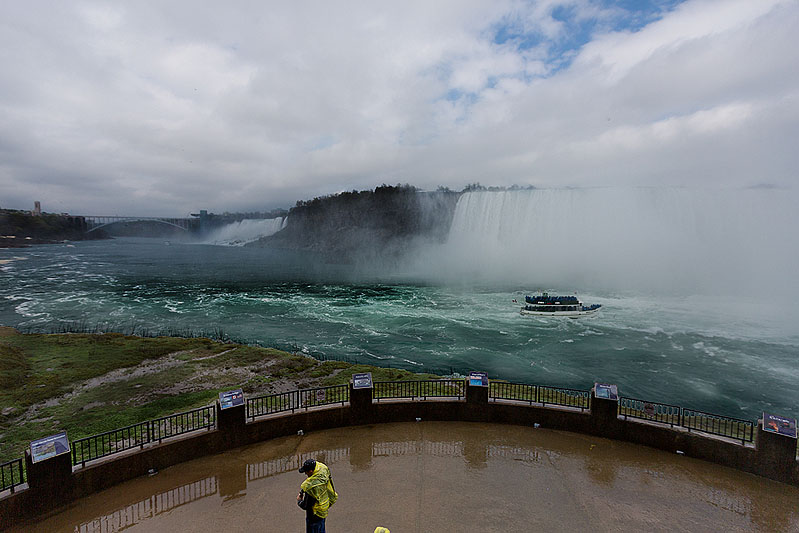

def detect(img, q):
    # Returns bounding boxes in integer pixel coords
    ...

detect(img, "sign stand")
[762,413,797,439]
[593,383,618,400]
[468,371,488,387]
[352,372,373,390]
[217,389,246,433]
[466,371,489,404]
[350,372,374,413]
[219,389,244,410]
[591,383,621,433]
[30,432,70,464]
[26,432,73,493]
[757,413,798,483]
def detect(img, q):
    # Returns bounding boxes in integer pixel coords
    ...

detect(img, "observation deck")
[2,379,798,531]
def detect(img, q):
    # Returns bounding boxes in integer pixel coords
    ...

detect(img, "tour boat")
[517,292,601,318]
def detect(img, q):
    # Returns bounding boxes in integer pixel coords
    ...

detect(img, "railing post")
[754,414,798,485]
[217,399,247,448]
[2,462,9,491]
[590,383,622,438]
[465,378,488,406]
[350,374,374,421]
[9,461,18,493]
[25,447,74,510]
[217,400,245,430]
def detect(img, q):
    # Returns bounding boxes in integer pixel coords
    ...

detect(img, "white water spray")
[433,187,798,295]
[202,217,287,246]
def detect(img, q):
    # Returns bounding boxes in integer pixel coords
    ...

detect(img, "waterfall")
[202,217,287,246]
[438,187,798,294]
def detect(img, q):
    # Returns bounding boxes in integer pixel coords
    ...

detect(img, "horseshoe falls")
[1,187,797,420]
[436,188,798,297]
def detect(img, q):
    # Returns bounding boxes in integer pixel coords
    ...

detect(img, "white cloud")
[585,102,754,152]
[0,0,797,215]
[575,0,787,83]
[78,3,124,33]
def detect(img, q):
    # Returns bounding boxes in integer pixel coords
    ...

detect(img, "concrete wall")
[2,382,797,529]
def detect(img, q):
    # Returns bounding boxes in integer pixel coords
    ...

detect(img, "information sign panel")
[353,372,373,389]
[30,432,70,463]
[762,413,797,438]
[594,383,618,400]
[469,371,488,387]
[219,389,244,410]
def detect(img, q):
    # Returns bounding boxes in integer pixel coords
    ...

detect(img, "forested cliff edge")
[250,184,461,262]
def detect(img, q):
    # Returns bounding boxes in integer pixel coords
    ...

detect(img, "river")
[1,188,797,421]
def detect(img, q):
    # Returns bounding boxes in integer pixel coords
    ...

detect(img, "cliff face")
[0,210,107,247]
[252,185,460,262]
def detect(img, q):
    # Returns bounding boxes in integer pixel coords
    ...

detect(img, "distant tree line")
[0,209,107,247]
[292,182,537,208]
[199,208,289,222]
[293,183,418,208]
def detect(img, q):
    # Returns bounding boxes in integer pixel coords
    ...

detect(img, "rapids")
[1,188,797,421]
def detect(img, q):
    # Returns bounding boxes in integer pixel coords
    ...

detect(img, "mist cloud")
[1,0,797,216]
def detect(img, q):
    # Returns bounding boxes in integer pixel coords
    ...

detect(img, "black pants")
[306,516,325,533]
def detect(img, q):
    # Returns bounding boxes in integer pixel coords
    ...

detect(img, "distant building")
[32,201,41,216]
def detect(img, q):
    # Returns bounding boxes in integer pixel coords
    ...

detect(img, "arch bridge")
[81,216,196,233]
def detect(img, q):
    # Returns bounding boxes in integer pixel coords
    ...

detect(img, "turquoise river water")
[1,232,797,422]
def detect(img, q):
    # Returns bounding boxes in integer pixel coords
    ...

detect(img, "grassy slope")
[0,328,436,463]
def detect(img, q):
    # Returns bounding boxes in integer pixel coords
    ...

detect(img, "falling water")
[440,187,798,295]
[201,217,287,246]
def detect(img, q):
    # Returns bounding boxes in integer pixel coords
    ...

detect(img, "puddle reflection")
[11,422,799,533]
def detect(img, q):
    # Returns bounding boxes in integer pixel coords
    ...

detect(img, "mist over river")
[1,189,798,421]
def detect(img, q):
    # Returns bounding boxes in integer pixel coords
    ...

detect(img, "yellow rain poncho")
[300,461,338,518]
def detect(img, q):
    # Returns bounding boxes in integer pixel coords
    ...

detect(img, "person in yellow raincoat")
[297,459,337,533]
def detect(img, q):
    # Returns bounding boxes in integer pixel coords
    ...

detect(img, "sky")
[1,0,797,217]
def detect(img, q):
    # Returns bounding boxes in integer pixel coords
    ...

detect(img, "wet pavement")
[9,421,799,532]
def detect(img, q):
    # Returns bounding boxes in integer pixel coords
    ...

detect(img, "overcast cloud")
[1,0,797,216]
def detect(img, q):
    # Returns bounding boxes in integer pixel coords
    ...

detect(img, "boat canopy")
[524,295,579,305]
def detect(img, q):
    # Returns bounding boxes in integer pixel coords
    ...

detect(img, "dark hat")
[299,459,316,473]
